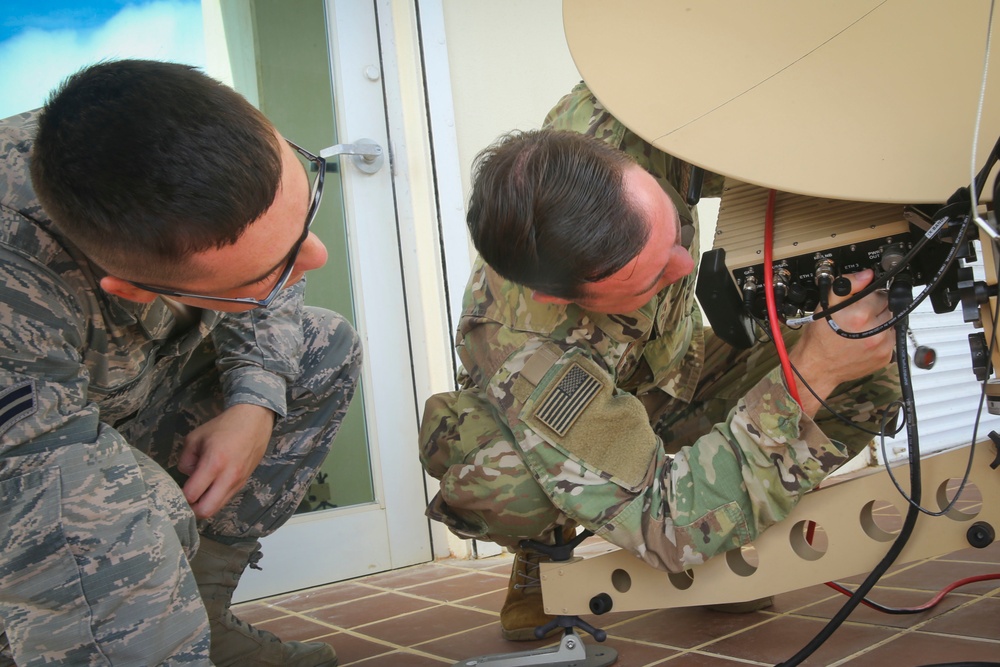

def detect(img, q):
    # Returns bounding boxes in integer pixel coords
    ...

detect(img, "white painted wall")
[428,0,579,558]
[441,0,581,213]
[438,0,721,295]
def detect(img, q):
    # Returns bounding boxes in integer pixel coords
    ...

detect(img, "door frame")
[234,0,437,601]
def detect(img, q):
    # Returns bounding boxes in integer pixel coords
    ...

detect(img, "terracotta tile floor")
[234,532,1000,666]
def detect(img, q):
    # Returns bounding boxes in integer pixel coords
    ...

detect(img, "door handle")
[320,138,384,174]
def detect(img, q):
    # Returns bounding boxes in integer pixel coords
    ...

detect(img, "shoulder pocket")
[521,348,657,492]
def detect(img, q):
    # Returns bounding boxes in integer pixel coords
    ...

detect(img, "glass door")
[214,0,431,602]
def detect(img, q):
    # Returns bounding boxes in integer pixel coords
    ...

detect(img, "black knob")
[967,521,995,549]
[589,592,614,615]
[832,276,852,297]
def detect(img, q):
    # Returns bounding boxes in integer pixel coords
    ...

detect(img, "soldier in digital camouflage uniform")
[419,82,900,640]
[0,60,361,666]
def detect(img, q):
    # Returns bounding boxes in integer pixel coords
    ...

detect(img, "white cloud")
[0,1,204,118]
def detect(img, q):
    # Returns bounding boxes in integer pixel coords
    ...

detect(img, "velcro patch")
[534,363,602,436]
[0,381,36,436]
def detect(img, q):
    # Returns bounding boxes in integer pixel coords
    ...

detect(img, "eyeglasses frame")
[126,139,326,309]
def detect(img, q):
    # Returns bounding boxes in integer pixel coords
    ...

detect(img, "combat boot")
[188,537,337,666]
[499,547,562,641]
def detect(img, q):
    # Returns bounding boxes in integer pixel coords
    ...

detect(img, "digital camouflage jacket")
[0,110,304,459]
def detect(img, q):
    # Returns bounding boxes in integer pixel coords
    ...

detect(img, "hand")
[789,269,895,417]
[177,403,276,519]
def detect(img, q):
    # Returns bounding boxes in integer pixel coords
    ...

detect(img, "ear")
[99,276,158,303]
[531,290,572,306]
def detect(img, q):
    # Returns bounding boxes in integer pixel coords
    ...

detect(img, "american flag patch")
[534,363,602,436]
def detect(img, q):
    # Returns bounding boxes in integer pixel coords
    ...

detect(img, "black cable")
[789,217,946,327]
[826,212,974,340]
[826,573,1000,615]
[805,126,999,333]
[790,362,903,438]
[750,312,903,440]
[776,292,922,667]
[973,132,1000,196]
[792,184,985,333]
[877,238,1000,516]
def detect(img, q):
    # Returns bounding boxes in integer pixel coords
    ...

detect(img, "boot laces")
[226,610,281,645]
[513,553,543,591]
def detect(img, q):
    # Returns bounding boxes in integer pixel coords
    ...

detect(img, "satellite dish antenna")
[563,0,1000,203]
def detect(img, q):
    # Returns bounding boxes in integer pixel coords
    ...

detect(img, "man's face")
[571,165,695,314]
[124,134,329,313]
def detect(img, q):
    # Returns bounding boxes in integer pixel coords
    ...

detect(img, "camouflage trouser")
[421,325,900,549]
[116,307,362,544]
[0,440,209,667]
[0,307,361,666]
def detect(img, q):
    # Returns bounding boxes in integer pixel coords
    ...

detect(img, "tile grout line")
[660,649,771,666]
[330,628,455,666]
[668,613,785,654]
[823,590,999,666]
[264,581,505,616]
[271,607,486,665]
[235,544,998,665]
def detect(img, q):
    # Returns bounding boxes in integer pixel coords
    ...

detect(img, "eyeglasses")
[127,140,325,309]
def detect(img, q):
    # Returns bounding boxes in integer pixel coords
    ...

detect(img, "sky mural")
[0,0,205,118]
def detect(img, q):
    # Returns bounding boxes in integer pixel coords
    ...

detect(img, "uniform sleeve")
[0,243,102,452]
[479,337,851,574]
[210,279,305,419]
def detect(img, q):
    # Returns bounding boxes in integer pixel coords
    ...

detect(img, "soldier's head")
[30,59,328,312]
[466,129,694,314]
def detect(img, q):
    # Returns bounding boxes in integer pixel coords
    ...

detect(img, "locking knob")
[967,521,995,549]
[589,592,614,615]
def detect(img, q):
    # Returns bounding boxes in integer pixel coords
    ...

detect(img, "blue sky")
[0,0,205,117]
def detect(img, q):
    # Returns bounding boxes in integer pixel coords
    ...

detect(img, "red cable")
[825,574,1000,613]
[764,188,808,540]
[763,190,1000,615]
[763,188,801,406]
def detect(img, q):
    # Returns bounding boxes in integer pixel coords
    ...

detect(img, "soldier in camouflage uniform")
[419,82,900,640]
[0,61,361,666]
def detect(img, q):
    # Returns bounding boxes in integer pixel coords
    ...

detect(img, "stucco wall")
[441,0,581,199]
[439,0,721,267]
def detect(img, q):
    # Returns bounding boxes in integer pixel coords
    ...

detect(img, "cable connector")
[814,258,835,309]
[741,276,758,311]
[771,268,790,322]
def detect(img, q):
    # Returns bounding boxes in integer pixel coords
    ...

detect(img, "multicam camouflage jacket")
[0,110,303,458]
[420,83,855,573]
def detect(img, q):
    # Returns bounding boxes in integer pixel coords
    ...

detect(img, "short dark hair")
[29,59,283,280]
[465,129,649,299]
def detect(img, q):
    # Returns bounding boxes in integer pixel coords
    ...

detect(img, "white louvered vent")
[878,276,1000,462]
